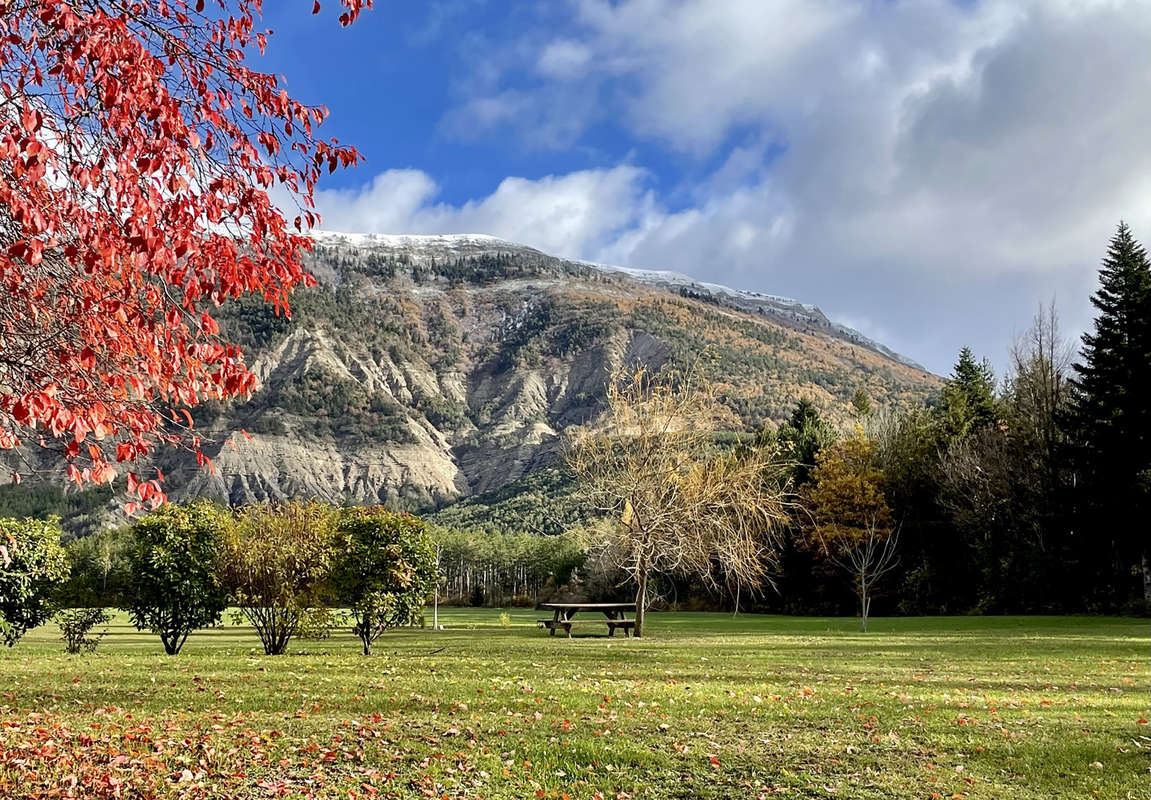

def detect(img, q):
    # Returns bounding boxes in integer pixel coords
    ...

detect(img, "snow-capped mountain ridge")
[311,230,924,371]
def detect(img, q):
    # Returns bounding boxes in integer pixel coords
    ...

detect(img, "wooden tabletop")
[538,602,636,610]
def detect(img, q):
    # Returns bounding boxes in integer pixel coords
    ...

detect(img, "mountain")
[1,232,940,532]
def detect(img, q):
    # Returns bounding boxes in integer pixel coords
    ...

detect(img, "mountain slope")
[161,233,938,508]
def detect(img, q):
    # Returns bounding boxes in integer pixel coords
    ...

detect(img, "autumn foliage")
[0,0,369,508]
[568,365,790,637]
[804,427,898,630]
[804,428,892,550]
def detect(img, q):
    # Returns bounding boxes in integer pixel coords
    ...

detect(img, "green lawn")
[1,611,1147,799]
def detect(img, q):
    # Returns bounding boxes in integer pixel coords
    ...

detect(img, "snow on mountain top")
[311,230,534,251]
[308,231,924,371]
[578,260,819,314]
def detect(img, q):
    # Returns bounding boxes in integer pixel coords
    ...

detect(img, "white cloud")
[314,165,652,259]
[313,170,440,234]
[537,39,593,79]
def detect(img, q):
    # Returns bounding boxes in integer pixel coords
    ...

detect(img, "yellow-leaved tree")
[568,364,790,637]
[805,427,898,631]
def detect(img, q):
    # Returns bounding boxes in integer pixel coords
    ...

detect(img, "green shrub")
[0,517,69,646]
[123,502,230,655]
[55,607,111,654]
[331,508,438,655]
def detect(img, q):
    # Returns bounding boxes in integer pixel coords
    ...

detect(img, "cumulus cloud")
[499,2,1151,367]
[314,166,653,259]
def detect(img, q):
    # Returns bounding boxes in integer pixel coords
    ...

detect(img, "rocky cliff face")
[2,233,941,525]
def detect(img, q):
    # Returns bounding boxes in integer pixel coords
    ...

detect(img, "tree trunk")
[859,574,870,633]
[269,631,288,655]
[634,572,648,638]
[1142,550,1151,607]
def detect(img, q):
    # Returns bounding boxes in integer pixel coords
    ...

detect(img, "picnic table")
[537,602,637,637]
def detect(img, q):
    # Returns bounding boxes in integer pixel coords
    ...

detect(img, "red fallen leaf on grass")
[1137,718,1149,725]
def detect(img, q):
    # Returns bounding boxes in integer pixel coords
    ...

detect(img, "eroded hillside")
[146,233,940,511]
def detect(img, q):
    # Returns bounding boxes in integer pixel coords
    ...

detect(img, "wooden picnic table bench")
[536,602,637,637]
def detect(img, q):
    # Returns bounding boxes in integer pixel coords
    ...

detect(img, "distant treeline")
[759,223,1151,615]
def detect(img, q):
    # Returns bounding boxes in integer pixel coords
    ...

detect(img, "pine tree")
[936,347,998,440]
[778,399,837,485]
[1071,222,1151,607]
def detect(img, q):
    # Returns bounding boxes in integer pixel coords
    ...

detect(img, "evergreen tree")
[777,399,837,486]
[936,347,998,440]
[1070,222,1151,607]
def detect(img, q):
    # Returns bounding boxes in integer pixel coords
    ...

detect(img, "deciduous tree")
[0,516,68,645]
[569,365,790,637]
[219,500,335,655]
[805,428,897,630]
[124,501,229,654]
[0,0,368,502]
[332,508,437,655]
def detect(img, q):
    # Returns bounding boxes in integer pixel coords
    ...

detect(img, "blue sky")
[260,3,665,203]
[253,1,1151,376]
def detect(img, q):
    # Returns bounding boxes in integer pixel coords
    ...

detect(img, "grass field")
[0,610,1147,799]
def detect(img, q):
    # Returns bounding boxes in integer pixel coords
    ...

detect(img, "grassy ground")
[0,610,1147,799]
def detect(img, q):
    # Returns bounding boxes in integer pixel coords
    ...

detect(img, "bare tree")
[1009,300,1074,484]
[568,365,790,637]
[821,520,900,632]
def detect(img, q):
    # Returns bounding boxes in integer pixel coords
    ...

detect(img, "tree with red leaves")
[0,0,369,511]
